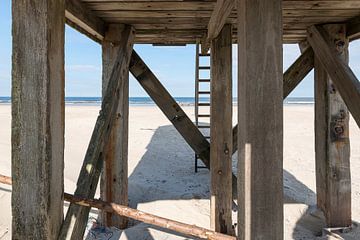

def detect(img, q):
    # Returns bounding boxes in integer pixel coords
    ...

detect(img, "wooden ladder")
[194,43,211,172]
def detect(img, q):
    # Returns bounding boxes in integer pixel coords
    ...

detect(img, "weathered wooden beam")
[0,174,235,240]
[100,24,130,229]
[346,15,360,41]
[58,26,135,240]
[65,0,105,43]
[232,46,314,154]
[129,51,238,198]
[308,25,360,128]
[130,51,211,167]
[210,24,233,234]
[201,0,234,54]
[283,47,315,98]
[237,0,283,239]
[12,0,65,239]
[314,24,352,228]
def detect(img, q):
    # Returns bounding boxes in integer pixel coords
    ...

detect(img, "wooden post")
[58,26,135,240]
[210,24,233,234]
[308,25,360,128]
[237,0,283,239]
[314,24,352,228]
[100,24,129,229]
[12,0,65,239]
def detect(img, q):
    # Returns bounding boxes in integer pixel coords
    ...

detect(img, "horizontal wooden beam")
[65,0,106,42]
[307,25,360,128]
[0,174,234,240]
[232,47,314,154]
[201,0,234,53]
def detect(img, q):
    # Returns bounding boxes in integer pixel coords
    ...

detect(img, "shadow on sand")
[123,124,359,239]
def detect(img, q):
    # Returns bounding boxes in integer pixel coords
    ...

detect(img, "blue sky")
[1,0,359,98]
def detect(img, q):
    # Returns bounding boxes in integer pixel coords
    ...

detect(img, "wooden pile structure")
[10,0,360,239]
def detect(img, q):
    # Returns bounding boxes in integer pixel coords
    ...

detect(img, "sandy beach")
[0,104,359,239]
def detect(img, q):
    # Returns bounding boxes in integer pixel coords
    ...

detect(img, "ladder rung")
[198,114,210,117]
[198,125,210,128]
[199,79,210,82]
[198,91,210,94]
[198,103,210,106]
[199,66,210,70]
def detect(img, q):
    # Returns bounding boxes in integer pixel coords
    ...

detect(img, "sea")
[0,96,314,106]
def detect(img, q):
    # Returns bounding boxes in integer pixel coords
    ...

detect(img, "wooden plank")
[237,0,283,239]
[100,24,129,229]
[12,0,65,239]
[64,193,236,240]
[63,0,360,44]
[0,174,236,240]
[129,51,211,167]
[210,24,233,234]
[283,47,314,97]
[65,0,105,42]
[202,0,234,53]
[129,51,238,198]
[232,46,314,154]
[307,25,360,128]
[58,26,135,240]
[314,24,352,228]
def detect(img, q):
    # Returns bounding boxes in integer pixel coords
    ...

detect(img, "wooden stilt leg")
[58,26,135,240]
[237,0,283,239]
[314,24,352,228]
[210,24,233,234]
[100,24,129,229]
[12,0,65,239]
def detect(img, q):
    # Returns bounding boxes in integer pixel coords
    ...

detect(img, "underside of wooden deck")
[77,0,360,44]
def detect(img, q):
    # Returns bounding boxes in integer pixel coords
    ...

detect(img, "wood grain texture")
[58,26,135,240]
[100,24,129,229]
[0,175,235,240]
[65,0,105,42]
[130,51,238,198]
[308,25,360,128]
[61,1,360,44]
[201,0,234,54]
[237,0,284,239]
[210,24,233,234]
[314,24,352,228]
[129,51,211,167]
[12,0,65,239]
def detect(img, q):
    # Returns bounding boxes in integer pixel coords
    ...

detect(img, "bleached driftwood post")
[210,24,233,234]
[100,24,130,229]
[237,0,284,239]
[313,24,352,228]
[12,0,65,239]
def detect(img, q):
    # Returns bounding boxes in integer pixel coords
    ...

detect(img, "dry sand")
[0,104,359,239]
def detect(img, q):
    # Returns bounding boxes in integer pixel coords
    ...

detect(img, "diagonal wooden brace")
[232,47,315,153]
[307,25,360,128]
[58,26,135,240]
[129,51,240,196]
